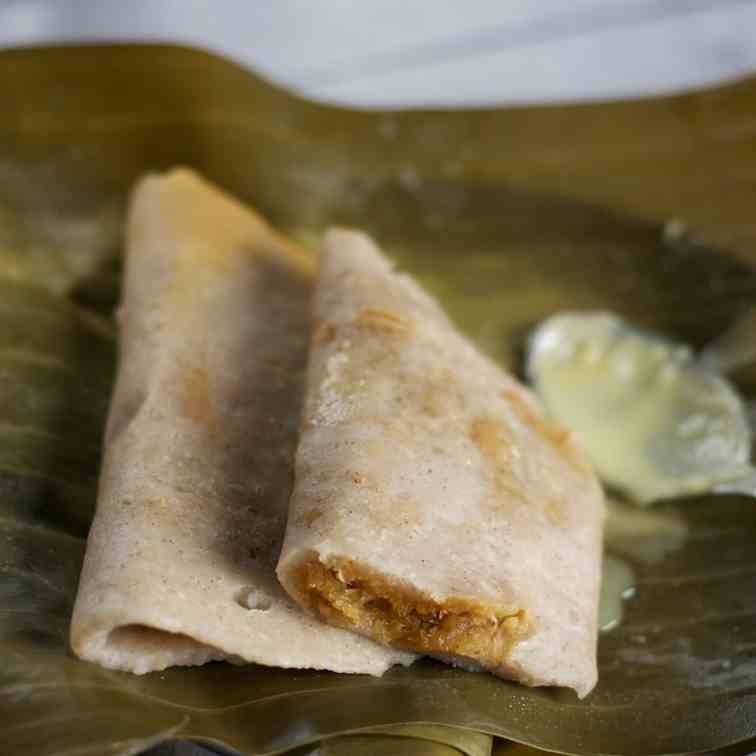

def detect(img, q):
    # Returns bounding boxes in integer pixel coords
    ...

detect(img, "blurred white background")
[0,0,755,106]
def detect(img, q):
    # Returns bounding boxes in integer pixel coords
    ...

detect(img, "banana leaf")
[291,732,482,756]
[491,737,756,756]
[1,44,756,756]
[295,739,463,756]
[290,726,492,756]
[150,726,492,756]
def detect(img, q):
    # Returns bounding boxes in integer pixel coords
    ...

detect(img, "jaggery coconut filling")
[296,555,531,665]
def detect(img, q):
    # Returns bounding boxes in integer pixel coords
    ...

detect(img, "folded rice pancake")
[70,170,414,675]
[277,229,604,697]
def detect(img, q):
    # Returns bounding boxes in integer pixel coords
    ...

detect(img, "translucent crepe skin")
[70,169,414,675]
[4,43,756,756]
[278,230,604,698]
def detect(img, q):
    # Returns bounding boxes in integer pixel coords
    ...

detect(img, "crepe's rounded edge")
[70,589,416,676]
[143,167,317,278]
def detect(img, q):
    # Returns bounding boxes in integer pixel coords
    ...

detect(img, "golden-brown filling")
[295,556,530,665]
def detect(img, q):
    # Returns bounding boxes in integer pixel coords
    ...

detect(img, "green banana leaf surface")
[292,726,493,756]
[1,44,756,756]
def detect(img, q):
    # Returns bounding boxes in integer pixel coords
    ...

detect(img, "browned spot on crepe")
[313,321,338,347]
[181,364,220,434]
[353,308,412,334]
[371,496,423,530]
[302,509,323,528]
[295,555,532,665]
[541,496,569,526]
[502,389,588,473]
[470,417,515,466]
[470,416,567,526]
[346,468,383,493]
[469,416,519,500]
[417,367,466,419]
[140,496,185,531]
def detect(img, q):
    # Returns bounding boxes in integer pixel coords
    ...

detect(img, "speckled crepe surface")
[278,229,604,697]
[70,171,414,675]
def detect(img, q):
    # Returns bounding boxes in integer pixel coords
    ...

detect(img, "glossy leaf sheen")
[1,44,756,756]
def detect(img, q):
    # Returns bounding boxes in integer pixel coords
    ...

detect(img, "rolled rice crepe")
[277,230,604,697]
[70,170,414,675]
